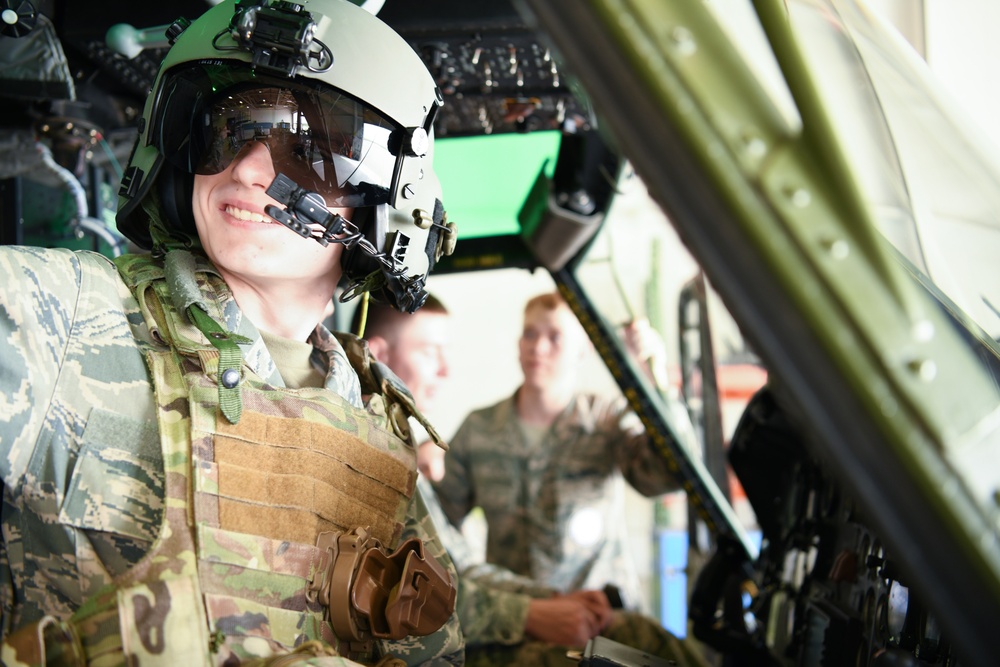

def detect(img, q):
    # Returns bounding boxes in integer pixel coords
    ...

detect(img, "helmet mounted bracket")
[229,0,333,76]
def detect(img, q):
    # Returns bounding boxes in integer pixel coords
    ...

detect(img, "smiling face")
[192,140,351,292]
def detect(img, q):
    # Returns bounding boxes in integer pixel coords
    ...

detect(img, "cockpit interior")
[3,1,1000,666]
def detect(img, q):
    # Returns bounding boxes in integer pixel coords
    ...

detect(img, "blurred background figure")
[356,293,705,666]
[352,293,451,481]
[434,291,684,610]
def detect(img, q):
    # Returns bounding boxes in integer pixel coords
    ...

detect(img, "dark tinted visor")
[151,62,400,207]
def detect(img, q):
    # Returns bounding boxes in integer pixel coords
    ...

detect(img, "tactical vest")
[1,253,454,667]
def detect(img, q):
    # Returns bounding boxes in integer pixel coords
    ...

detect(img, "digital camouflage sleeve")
[434,393,681,609]
[0,246,158,637]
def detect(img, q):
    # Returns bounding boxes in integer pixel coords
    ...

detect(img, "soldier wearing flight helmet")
[0,0,460,664]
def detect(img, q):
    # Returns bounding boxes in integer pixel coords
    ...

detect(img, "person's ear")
[366,335,390,363]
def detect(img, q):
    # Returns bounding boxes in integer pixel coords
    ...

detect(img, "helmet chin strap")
[264,173,428,313]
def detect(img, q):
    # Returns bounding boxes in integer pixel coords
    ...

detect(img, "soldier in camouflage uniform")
[361,297,708,667]
[434,291,682,616]
[0,1,463,665]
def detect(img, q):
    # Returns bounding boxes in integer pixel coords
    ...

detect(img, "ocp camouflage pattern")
[462,609,709,667]
[0,247,464,666]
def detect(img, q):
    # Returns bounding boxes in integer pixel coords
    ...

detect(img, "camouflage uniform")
[420,476,703,667]
[434,392,680,610]
[0,245,463,666]
[418,476,549,647]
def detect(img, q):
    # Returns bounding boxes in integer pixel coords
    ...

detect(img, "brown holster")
[308,527,457,657]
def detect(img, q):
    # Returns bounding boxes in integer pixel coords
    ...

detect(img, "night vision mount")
[221,0,333,76]
[265,173,429,313]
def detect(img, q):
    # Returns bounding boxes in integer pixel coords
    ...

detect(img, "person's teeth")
[226,206,268,223]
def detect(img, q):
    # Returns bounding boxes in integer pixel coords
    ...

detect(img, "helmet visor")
[151,62,401,207]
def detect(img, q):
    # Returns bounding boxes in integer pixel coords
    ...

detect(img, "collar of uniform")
[310,324,363,408]
[493,392,520,432]
[156,249,362,406]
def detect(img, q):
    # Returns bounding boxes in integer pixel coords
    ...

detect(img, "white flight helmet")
[116,0,450,312]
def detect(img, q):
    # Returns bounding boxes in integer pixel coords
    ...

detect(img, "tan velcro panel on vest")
[212,409,414,546]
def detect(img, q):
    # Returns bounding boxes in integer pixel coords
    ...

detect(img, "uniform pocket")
[59,408,164,544]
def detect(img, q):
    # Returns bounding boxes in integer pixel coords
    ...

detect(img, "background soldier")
[359,294,708,667]
[434,291,679,610]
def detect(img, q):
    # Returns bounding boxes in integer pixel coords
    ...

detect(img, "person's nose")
[437,350,450,378]
[529,336,551,355]
[230,140,275,190]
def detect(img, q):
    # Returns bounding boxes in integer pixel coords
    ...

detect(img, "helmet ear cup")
[156,164,198,237]
[340,204,426,312]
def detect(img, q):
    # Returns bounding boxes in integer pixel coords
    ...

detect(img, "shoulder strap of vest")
[113,251,250,424]
[334,332,447,451]
[113,251,165,287]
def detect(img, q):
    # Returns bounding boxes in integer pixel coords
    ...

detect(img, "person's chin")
[522,378,546,392]
[524,365,548,380]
